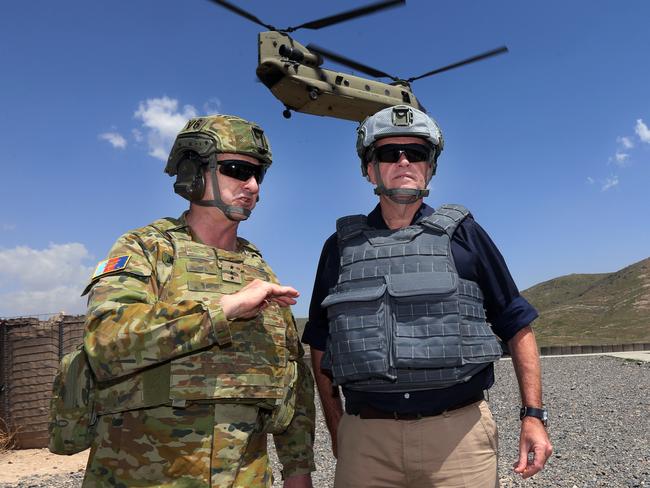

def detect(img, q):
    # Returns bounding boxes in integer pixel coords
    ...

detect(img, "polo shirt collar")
[367,202,435,229]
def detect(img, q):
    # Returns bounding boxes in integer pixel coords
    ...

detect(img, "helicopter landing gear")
[282,108,292,119]
[308,88,319,100]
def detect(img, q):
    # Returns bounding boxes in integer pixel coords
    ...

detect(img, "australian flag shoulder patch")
[92,255,131,279]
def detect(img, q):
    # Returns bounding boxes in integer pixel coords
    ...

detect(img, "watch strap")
[520,406,548,426]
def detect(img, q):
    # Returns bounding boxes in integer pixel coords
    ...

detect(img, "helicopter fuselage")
[256,32,422,122]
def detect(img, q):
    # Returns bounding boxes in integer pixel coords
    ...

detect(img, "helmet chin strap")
[194,160,252,221]
[371,160,431,204]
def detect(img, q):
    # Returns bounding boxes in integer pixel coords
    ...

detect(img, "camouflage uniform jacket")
[83,214,315,478]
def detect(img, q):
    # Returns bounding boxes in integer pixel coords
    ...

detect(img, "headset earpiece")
[173,157,205,201]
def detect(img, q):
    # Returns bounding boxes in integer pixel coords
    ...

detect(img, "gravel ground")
[3,355,648,487]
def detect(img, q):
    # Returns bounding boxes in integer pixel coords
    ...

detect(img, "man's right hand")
[220,279,299,320]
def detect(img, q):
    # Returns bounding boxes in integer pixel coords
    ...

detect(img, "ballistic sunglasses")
[372,144,433,163]
[218,160,266,184]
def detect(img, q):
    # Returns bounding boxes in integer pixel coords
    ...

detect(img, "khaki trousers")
[334,400,498,488]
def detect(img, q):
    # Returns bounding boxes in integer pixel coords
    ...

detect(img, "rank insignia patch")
[92,255,131,279]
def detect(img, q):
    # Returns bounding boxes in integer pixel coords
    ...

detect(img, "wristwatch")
[520,406,548,427]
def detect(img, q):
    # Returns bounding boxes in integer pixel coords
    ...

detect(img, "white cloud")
[203,97,222,114]
[131,128,143,143]
[0,243,94,317]
[601,175,619,192]
[1,286,88,317]
[586,176,595,184]
[617,136,634,149]
[134,96,197,160]
[99,131,127,149]
[635,119,650,143]
[613,152,630,167]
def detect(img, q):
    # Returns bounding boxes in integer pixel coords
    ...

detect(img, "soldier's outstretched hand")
[220,279,299,320]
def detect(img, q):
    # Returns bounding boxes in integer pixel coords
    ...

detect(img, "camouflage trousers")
[82,403,272,488]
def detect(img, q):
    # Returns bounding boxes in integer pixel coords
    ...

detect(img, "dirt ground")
[0,448,89,484]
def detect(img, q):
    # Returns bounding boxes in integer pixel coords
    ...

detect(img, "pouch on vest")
[48,344,98,455]
[259,360,298,434]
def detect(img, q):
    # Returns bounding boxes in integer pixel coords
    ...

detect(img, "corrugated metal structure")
[0,315,85,449]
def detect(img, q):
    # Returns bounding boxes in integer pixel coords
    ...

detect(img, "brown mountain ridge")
[522,257,650,346]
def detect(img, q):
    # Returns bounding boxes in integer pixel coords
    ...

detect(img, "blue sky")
[1,0,649,317]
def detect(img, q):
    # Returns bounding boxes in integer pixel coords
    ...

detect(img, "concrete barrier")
[537,342,650,356]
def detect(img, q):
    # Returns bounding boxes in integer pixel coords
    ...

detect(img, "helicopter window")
[365,84,371,91]
[335,75,343,86]
[384,89,390,96]
[401,91,411,104]
[344,80,350,87]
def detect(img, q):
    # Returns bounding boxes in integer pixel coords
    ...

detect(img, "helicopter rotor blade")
[307,43,399,80]
[207,0,276,30]
[407,46,509,82]
[287,0,405,32]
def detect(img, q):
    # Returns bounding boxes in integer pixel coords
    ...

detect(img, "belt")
[358,392,485,420]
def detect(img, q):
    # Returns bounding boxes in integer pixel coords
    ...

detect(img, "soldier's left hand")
[513,417,553,478]
[220,278,299,320]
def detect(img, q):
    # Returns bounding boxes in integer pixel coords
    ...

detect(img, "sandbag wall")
[0,315,85,449]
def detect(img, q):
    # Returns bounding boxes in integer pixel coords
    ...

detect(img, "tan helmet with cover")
[165,115,272,220]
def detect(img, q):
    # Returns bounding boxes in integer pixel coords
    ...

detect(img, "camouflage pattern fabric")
[81,214,315,486]
[83,403,271,488]
[166,115,273,175]
[48,345,97,455]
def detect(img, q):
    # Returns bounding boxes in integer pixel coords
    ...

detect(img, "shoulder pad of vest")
[421,204,472,237]
[239,238,262,256]
[336,215,368,240]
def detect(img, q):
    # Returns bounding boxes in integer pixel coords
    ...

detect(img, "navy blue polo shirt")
[302,202,538,415]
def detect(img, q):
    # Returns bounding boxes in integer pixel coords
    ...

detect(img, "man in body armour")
[82,115,315,488]
[302,105,552,487]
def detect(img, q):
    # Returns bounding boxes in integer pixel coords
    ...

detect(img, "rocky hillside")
[522,257,650,346]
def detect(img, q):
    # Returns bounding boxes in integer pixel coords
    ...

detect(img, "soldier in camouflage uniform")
[81,115,316,488]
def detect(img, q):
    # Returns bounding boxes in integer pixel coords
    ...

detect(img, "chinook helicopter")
[210,0,508,122]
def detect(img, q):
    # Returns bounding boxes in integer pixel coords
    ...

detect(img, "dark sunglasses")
[372,144,433,163]
[218,160,266,184]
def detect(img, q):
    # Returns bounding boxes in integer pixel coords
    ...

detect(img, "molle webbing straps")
[336,215,368,241]
[323,204,502,392]
[420,204,471,237]
[167,229,234,347]
[149,220,234,347]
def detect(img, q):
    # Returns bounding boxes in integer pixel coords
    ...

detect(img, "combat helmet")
[165,115,272,220]
[356,105,443,203]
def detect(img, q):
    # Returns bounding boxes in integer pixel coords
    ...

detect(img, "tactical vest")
[93,218,299,414]
[321,205,502,392]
